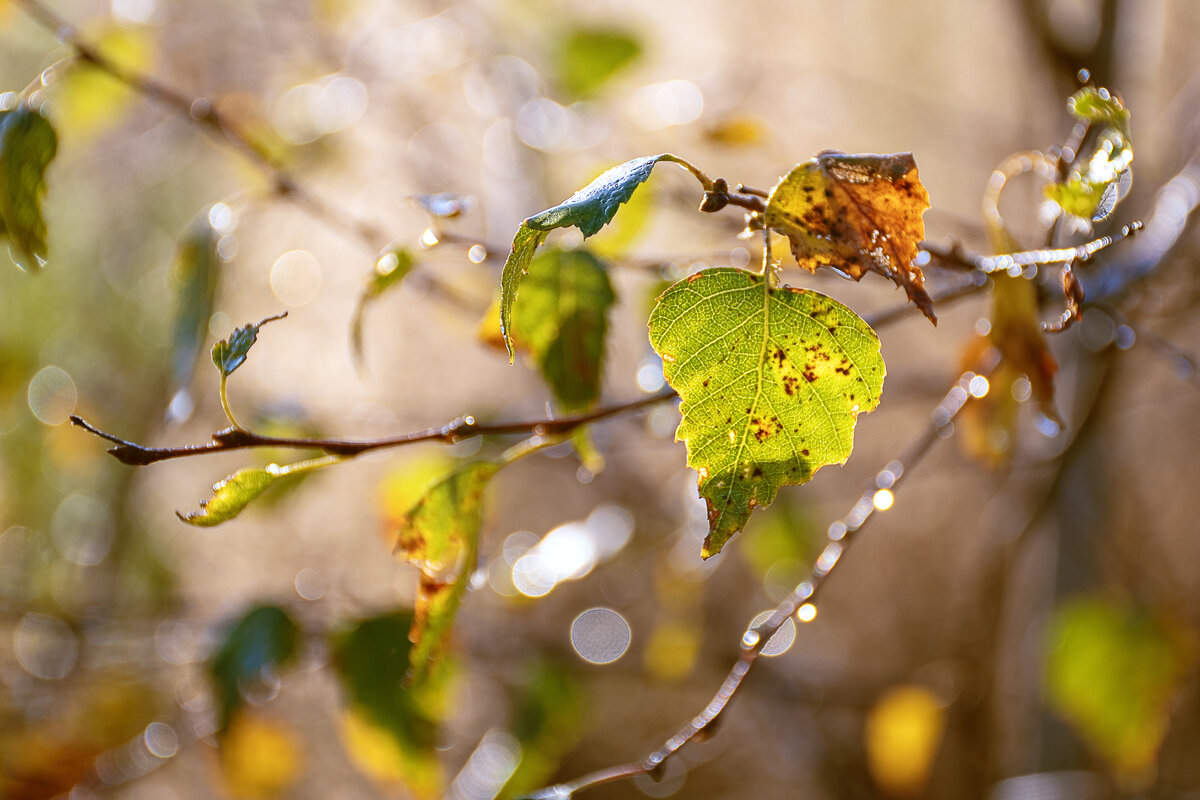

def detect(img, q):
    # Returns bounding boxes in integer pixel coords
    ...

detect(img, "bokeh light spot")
[14,612,78,679]
[570,608,631,664]
[270,250,322,307]
[27,366,76,425]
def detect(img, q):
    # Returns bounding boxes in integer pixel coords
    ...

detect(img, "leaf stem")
[659,154,716,191]
[70,390,678,467]
[218,374,245,432]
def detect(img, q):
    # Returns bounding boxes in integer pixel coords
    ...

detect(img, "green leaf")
[177,467,276,527]
[512,247,615,412]
[210,605,301,731]
[331,611,444,794]
[501,154,681,360]
[1045,596,1193,776]
[1069,86,1131,137]
[555,28,641,99]
[764,151,934,323]
[211,312,287,377]
[0,106,58,271]
[169,215,222,393]
[500,225,548,362]
[649,267,884,557]
[395,460,501,683]
[1049,91,1133,223]
[502,662,588,798]
[351,248,415,363]
[178,456,337,527]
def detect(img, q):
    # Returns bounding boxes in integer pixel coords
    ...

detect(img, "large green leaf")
[512,247,615,412]
[211,312,287,377]
[649,267,884,557]
[0,106,58,271]
[395,460,500,683]
[500,154,682,360]
[555,28,642,99]
[170,216,221,393]
[209,605,301,731]
[764,151,933,323]
[330,611,443,795]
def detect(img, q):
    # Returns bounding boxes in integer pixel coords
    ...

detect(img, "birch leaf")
[394,460,500,683]
[649,267,884,557]
[211,312,287,377]
[765,151,934,323]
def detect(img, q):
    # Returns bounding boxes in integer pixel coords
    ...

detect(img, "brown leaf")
[764,151,935,323]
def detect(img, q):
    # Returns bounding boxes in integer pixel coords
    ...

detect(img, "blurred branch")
[13,0,388,252]
[521,366,992,800]
[70,390,677,466]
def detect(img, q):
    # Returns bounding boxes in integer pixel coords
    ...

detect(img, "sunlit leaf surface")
[0,106,58,271]
[765,151,933,322]
[512,247,615,411]
[649,267,884,556]
[178,467,277,527]
[1046,87,1132,223]
[394,461,500,683]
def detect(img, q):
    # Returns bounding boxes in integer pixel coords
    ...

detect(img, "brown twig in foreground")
[520,366,990,799]
[70,390,678,467]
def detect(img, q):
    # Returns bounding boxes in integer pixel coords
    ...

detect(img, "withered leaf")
[764,151,934,323]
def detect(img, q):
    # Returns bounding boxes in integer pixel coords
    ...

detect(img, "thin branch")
[70,389,678,466]
[521,367,989,799]
[14,0,387,252]
[920,223,1142,276]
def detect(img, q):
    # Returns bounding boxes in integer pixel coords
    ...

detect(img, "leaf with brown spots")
[649,267,885,557]
[393,460,500,684]
[764,151,934,323]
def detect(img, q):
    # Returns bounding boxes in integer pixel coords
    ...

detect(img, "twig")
[70,390,678,467]
[920,223,1142,276]
[520,367,988,799]
[14,0,387,252]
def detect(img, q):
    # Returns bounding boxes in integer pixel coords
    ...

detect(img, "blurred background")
[1,0,1199,797]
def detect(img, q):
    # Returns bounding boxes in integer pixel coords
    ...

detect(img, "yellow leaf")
[219,713,301,799]
[52,25,156,139]
[864,685,946,797]
[340,710,442,800]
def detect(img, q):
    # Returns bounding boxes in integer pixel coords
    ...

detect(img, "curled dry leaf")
[764,151,935,323]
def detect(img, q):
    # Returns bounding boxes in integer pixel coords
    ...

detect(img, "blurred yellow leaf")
[704,116,767,147]
[864,684,946,797]
[52,25,155,139]
[219,712,302,799]
[643,621,700,681]
[341,710,442,800]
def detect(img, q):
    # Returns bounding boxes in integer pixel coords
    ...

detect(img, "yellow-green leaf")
[1045,596,1194,778]
[764,151,933,323]
[1049,88,1133,223]
[0,106,58,271]
[395,461,500,683]
[512,247,615,412]
[177,468,277,527]
[352,248,415,363]
[649,267,884,557]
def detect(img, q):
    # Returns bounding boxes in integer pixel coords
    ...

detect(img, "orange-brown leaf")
[765,151,934,323]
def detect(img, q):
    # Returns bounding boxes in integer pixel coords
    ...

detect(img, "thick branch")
[521,367,989,799]
[70,390,677,466]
